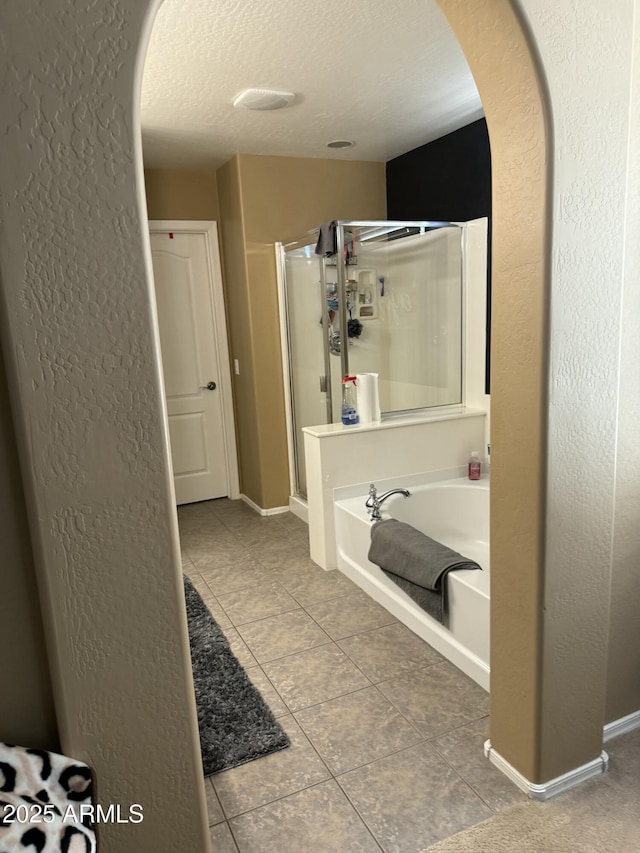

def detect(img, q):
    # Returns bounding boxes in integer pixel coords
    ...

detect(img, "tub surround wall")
[305,409,487,570]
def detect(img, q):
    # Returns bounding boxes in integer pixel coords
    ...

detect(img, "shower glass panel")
[279,220,463,499]
[281,237,328,498]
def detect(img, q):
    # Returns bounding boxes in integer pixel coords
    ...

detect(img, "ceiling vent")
[233,89,295,111]
[327,139,356,149]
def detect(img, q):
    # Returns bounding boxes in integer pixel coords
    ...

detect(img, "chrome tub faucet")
[366,483,411,521]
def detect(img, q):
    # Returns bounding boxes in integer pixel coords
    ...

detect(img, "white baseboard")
[483,740,609,801]
[603,709,640,742]
[240,494,289,516]
[288,495,309,524]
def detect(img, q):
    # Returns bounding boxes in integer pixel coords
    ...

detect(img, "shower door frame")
[276,235,328,503]
[277,228,350,502]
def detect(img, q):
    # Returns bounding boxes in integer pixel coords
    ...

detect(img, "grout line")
[223,818,241,852]
[218,778,383,852]
[332,779,387,852]
[238,638,335,668]
[287,680,376,716]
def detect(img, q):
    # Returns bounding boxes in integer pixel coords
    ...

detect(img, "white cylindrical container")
[356,373,381,425]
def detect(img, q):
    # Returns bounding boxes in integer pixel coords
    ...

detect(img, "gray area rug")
[184,575,290,776]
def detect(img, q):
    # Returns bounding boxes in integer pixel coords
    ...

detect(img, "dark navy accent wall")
[386,119,491,392]
[386,118,491,221]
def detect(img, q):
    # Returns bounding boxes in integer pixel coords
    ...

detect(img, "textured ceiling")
[141,0,483,170]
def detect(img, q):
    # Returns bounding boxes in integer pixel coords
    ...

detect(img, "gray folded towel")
[315,220,337,256]
[368,519,481,623]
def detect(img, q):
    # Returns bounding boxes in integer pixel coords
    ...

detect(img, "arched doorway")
[4,0,635,847]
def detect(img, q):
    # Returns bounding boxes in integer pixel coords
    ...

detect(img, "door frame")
[149,219,240,500]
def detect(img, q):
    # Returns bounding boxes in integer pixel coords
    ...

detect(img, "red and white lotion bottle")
[468,451,481,480]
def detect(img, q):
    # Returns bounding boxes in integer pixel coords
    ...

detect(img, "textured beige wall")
[440,0,639,784]
[0,1,209,849]
[217,154,386,508]
[526,0,633,781]
[436,0,549,782]
[238,155,386,245]
[144,168,220,221]
[606,5,640,724]
[0,346,59,751]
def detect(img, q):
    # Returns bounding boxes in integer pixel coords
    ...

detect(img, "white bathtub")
[333,474,490,690]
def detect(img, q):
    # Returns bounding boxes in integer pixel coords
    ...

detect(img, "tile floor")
[179,498,526,853]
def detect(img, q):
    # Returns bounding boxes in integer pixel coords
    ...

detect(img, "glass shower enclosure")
[277,220,463,499]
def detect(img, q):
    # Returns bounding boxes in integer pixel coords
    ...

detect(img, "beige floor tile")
[378,661,489,739]
[229,780,380,853]
[187,538,253,568]
[430,718,527,812]
[338,742,493,852]
[212,715,330,818]
[338,622,444,683]
[204,777,225,825]
[270,556,327,583]
[178,511,229,534]
[185,570,209,593]
[179,504,527,852]
[178,501,221,524]
[246,530,310,559]
[237,609,330,663]
[221,627,258,669]
[209,820,239,852]
[217,513,280,533]
[200,592,232,630]
[209,497,258,518]
[217,582,299,626]
[306,590,397,640]
[266,559,316,586]
[222,520,293,548]
[198,557,267,595]
[280,566,358,607]
[295,685,422,775]
[263,643,370,712]
[275,513,309,534]
[244,667,289,718]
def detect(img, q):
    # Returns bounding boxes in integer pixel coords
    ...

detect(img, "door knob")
[200,381,217,391]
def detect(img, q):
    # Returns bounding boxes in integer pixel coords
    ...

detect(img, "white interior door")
[150,226,236,505]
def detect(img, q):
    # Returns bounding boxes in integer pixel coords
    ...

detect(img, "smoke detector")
[233,89,296,111]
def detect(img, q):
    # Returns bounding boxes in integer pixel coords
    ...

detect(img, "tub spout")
[366,484,411,522]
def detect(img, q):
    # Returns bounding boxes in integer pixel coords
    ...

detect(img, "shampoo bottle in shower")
[468,451,481,480]
[341,376,359,425]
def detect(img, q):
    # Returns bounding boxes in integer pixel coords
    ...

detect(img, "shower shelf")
[325,256,358,266]
[355,269,378,319]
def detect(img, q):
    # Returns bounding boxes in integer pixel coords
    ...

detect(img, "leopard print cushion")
[0,743,96,852]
